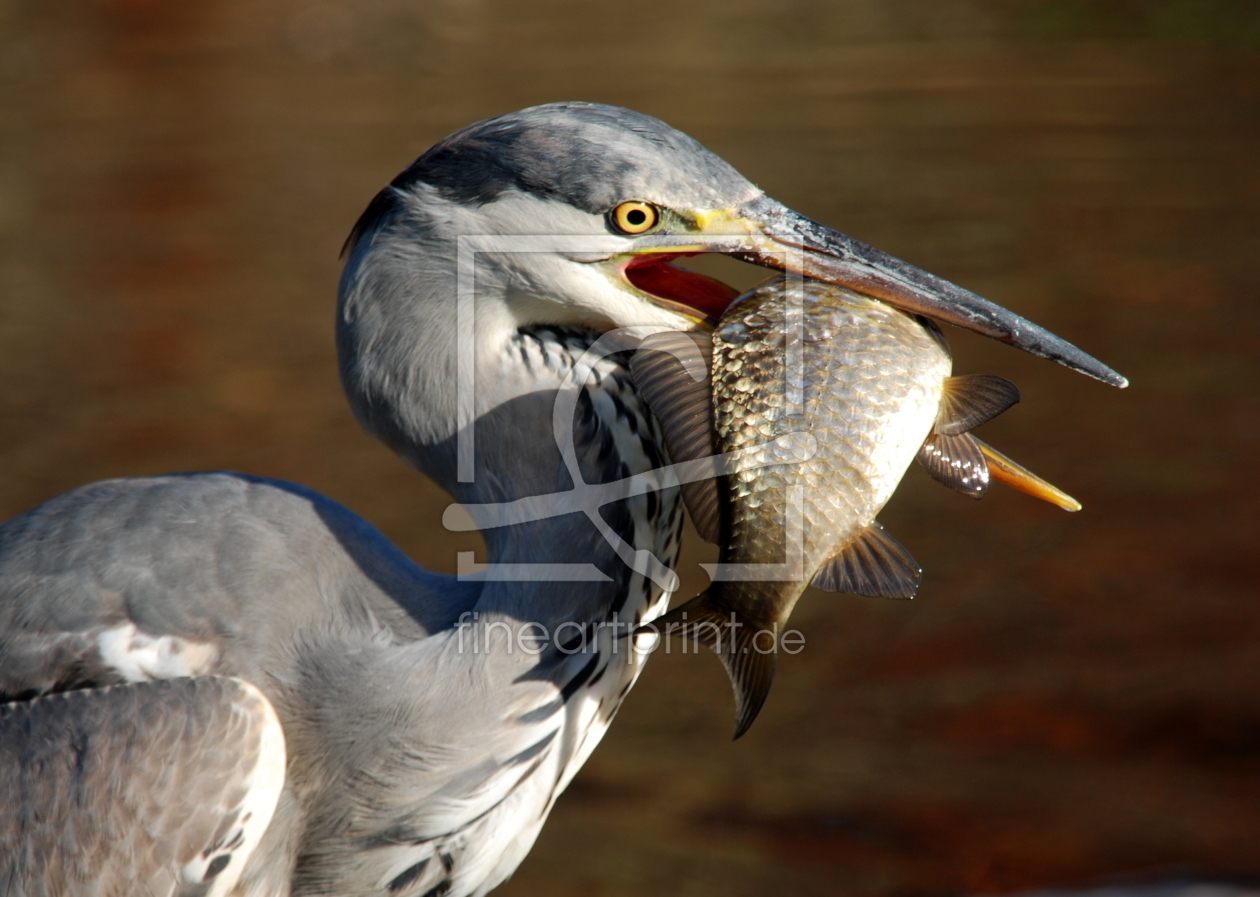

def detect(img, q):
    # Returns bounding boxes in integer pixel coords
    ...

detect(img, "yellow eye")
[611,201,659,234]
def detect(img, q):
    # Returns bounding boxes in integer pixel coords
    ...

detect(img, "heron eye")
[611,201,659,235]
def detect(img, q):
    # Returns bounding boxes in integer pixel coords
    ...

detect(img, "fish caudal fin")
[917,431,989,498]
[811,522,922,598]
[935,374,1020,436]
[629,331,723,543]
[973,437,1082,512]
[640,592,778,739]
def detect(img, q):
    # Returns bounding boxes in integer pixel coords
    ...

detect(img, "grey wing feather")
[0,675,286,897]
[0,473,477,702]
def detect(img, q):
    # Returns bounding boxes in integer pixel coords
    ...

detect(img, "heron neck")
[337,240,678,626]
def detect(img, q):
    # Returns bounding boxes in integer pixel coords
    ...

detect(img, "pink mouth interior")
[624,253,741,321]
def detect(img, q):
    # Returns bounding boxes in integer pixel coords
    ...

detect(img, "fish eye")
[610,201,659,235]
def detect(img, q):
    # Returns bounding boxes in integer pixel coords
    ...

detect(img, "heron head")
[342,101,1125,387]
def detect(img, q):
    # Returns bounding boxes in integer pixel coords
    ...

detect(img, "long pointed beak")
[630,196,1127,387]
[733,196,1127,386]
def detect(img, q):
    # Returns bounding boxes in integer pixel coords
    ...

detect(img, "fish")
[630,274,1077,738]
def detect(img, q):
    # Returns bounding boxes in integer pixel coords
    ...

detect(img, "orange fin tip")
[973,438,1082,512]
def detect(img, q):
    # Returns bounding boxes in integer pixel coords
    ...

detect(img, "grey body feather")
[1,676,285,897]
[0,101,713,895]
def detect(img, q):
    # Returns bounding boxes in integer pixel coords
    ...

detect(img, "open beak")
[623,195,1128,388]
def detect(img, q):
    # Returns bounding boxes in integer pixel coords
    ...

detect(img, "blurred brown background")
[1,1,1258,895]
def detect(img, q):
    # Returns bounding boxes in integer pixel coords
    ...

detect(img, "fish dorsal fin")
[639,592,778,739]
[629,330,722,543]
[936,374,1020,436]
[811,522,922,598]
[917,431,989,499]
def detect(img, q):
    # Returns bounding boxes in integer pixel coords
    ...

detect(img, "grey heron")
[0,102,1125,896]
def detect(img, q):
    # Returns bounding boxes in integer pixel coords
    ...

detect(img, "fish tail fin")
[639,592,779,740]
[724,621,779,740]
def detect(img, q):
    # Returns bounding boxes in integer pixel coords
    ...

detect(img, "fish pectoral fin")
[637,593,778,740]
[972,437,1082,512]
[811,523,922,599]
[917,431,989,499]
[629,330,722,543]
[681,477,722,545]
[936,374,1020,436]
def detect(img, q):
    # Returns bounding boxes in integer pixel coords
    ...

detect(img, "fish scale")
[713,279,949,577]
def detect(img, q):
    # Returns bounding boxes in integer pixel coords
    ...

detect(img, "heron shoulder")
[0,472,470,702]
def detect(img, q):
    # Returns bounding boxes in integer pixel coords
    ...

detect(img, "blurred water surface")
[1,1,1258,895]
